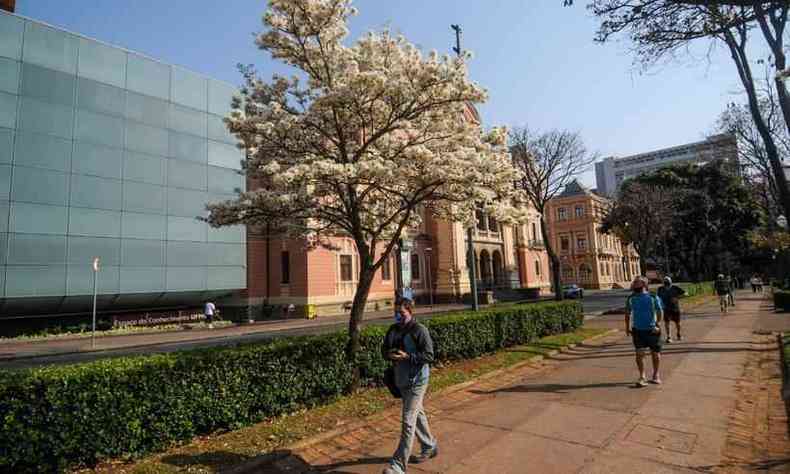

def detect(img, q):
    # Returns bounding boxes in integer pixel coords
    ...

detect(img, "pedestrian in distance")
[727,275,736,307]
[625,276,664,387]
[381,299,438,474]
[657,276,685,343]
[715,274,730,313]
[750,274,759,293]
[204,300,216,329]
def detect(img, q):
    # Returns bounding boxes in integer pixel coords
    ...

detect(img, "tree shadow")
[314,456,392,473]
[161,449,391,474]
[470,381,634,395]
[696,457,790,472]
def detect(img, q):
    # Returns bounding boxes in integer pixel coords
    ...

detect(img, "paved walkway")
[257,292,790,473]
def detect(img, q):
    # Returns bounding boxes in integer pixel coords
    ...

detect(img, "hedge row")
[0,300,582,472]
[774,291,790,312]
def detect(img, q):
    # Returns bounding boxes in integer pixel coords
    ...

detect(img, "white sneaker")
[635,377,648,388]
[666,337,673,344]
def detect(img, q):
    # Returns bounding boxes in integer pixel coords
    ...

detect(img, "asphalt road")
[1,291,629,370]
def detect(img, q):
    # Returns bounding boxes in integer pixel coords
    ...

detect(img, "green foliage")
[682,281,714,298]
[0,301,581,472]
[774,291,790,311]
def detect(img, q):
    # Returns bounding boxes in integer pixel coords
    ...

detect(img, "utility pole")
[451,23,479,311]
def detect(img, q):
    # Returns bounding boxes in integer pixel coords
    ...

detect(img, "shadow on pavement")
[314,456,392,473]
[160,450,258,470]
[470,381,633,395]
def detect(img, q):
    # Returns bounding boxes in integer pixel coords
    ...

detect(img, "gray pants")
[389,382,436,473]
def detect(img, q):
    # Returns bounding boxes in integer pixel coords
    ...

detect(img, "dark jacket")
[382,320,434,388]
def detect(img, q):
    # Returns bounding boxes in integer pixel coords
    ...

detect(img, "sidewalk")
[0,302,469,369]
[253,291,790,473]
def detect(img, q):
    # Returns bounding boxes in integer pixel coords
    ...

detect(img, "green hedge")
[0,300,581,472]
[774,291,790,312]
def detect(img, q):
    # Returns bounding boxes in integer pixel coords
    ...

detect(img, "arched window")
[531,222,538,241]
[411,253,421,280]
[561,264,575,283]
[535,260,541,276]
[578,264,592,284]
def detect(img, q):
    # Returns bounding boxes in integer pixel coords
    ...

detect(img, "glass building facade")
[0,10,246,316]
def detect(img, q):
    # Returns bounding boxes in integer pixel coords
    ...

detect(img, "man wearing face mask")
[381,299,438,474]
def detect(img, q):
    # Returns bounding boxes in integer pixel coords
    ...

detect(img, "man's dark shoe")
[411,445,439,464]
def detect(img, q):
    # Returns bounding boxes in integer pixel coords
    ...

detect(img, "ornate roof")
[558,179,592,197]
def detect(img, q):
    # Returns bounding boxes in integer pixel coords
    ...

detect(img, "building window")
[575,206,584,218]
[340,254,353,282]
[535,260,541,276]
[280,251,290,284]
[488,215,498,233]
[411,253,421,280]
[381,256,391,281]
[577,236,587,250]
[531,222,538,240]
[560,236,570,251]
[557,207,567,221]
[476,205,487,231]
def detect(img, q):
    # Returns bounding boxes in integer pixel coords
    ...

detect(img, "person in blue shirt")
[625,276,664,387]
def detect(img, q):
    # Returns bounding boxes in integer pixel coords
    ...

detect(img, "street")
[0,291,627,370]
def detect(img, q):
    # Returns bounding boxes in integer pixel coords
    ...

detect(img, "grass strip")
[92,327,607,474]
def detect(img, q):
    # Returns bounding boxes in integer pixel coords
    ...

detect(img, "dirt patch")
[715,334,790,473]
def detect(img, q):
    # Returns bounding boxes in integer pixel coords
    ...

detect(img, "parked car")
[563,284,584,299]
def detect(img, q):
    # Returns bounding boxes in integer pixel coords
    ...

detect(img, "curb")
[226,328,621,474]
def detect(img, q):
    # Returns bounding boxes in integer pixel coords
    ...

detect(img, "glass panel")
[72,141,122,179]
[0,232,6,266]
[126,53,170,100]
[207,114,235,144]
[0,201,8,233]
[206,242,245,266]
[75,109,124,148]
[207,166,243,193]
[68,236,121,265]
[166,266,206,291]
[121,211,165,240]
[125,91,168,128]
[5,265,66,297]
[9,202,68,234]
[167,159,206,190]
[22,21,79,74]
[123,181,165,214]
[167,216,206,242]
[166,241,206,266]
[7,233,66,264]
[208,140,243,170]
[121,238,164,266]
[120,266,164,293]
[0,127,11,164]
[167,187,207,218]
[169,104,206,137]
[123,151,165,185]
[0,57,19,94]
[172,67,207,111]
[207,266,245,290]
[208,80,235,116]
[125,121,168,157]
[68,207,121,237]
[20,63,75,106]
[13,131,71,171]
[0,12,24,60]
[0,91,17,129]
[77,38,126,88]
[76,77,124,117]
[18,96,73,139]
[11,166,68,205]
[67,264,119,295]
[0,163,8,200]
[70,174,122,210]
[169,131,206,163]
[207,224,245,243]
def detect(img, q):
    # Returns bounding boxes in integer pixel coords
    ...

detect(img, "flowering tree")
[207,0,524,387]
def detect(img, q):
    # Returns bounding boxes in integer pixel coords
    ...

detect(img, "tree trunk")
[346,264,375,393]
[639,256,647,277]
[540,217,564,301]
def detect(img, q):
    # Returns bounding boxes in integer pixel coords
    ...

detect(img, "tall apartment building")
[546,180,640,290]
[0,9,247,318]
[595,133,738,196]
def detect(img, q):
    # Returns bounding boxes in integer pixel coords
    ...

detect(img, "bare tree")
[509,127,597,300]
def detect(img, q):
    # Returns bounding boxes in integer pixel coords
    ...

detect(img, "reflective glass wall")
[0,11,246,313]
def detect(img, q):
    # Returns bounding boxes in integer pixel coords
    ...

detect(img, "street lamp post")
[91,257,100,349]
[425,247,434,308]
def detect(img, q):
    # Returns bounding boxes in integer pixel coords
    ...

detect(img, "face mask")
[394,311,403,324]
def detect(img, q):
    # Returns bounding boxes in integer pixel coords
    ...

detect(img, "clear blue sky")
[17,0,761,187]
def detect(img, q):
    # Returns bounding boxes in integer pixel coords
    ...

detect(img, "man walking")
[204,300,216,329]
[625,277,664,387]
[382,300,438,474]
[657,276,685,343]
[715,274,730,313]
[727,275,736,307]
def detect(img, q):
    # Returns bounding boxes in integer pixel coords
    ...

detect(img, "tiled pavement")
[243,292,790,473]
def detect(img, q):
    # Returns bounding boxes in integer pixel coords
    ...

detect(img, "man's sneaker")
[411,445,439,464]
[677,335,683,341]
[649,376,662,385]
[382,467,399,474]
[635,377,648,388]
[666,337,673,344]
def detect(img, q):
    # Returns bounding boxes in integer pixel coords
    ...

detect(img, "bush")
[682,281,714,298]
[0,301,581,472]
[774,291,790,312]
